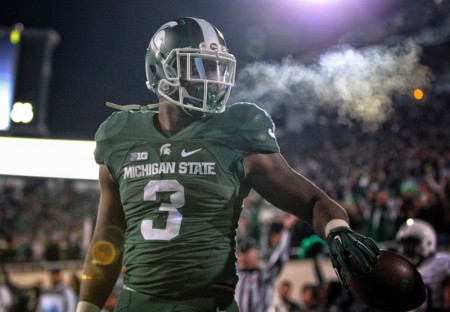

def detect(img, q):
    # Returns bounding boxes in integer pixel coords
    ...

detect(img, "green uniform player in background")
[76,17,380,312]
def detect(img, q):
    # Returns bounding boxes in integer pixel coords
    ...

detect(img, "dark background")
[1,0,449,139]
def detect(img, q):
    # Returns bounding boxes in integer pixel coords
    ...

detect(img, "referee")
[235,214,297,312]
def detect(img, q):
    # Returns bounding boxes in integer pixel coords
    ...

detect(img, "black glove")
[326,227,380,288]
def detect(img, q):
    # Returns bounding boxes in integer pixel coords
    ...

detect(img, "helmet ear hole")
[149,65,157,77]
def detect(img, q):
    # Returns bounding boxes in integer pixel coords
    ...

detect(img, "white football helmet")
[145,17,236,117]
[396,219,437,259]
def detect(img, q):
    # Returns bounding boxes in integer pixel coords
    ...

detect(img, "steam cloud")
[230,40,434,131]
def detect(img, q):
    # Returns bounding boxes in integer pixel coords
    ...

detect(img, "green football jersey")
[94,102,279,298]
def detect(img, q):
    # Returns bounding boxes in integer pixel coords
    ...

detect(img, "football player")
[76,17,380,312]
[396,219,450,311]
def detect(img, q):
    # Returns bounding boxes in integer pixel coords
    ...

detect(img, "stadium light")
[10,101,34,123]
[0,26,60,137]
[413,88,424,100]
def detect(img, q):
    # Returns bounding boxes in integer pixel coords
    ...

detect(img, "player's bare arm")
[77,165,126,311]
[243,152,348,239]
[244,151,380,289]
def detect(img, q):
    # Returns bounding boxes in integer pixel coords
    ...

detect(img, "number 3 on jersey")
[141,180,184,241]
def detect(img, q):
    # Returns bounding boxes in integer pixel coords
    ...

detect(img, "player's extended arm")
[244,152,347,238]
[244,152,380,286]
[76,165,126,312]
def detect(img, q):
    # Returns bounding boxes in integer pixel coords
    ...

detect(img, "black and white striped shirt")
[235,230,291,312]
[35,283,77,312]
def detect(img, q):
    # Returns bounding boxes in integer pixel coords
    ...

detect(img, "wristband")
[76,301,100,312]
[324,219,350,237]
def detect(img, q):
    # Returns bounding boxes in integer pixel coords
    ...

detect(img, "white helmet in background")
[396,219,437,259]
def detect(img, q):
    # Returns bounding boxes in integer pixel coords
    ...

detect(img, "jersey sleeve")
[228,102,280,155]
[94,118,111,165]
[94,120,111,165]
[94,111,128,165]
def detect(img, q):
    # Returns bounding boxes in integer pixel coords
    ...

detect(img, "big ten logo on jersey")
[131,152,149,161]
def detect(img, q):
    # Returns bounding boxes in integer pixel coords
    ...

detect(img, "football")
[346,250,426,312]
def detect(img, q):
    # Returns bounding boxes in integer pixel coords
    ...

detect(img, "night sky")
[1,0,447,139]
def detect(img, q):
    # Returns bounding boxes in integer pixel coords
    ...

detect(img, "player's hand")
[326,227,380,288]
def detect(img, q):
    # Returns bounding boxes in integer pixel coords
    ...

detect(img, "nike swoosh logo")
[181,148,202,157]
[268,128,276,138]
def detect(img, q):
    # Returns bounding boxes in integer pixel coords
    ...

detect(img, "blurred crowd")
[0,95,449,311]
[241,98,450,255]
[0,179,98,264]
